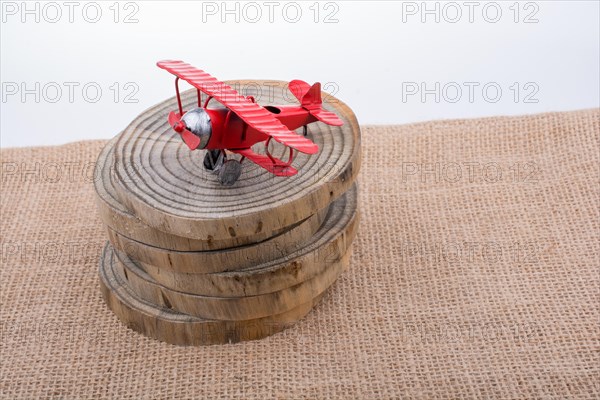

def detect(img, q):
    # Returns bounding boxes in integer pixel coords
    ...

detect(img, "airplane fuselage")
[202,105,318,150]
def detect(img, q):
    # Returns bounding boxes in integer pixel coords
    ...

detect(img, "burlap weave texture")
[1,109,598,398]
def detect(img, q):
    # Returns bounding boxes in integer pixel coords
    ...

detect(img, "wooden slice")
[115,240,352,321]
[111,80,361,242]
[128,185,358,297]
[94,137,299,251]
[99,243,325,345]
[106,204,328,274]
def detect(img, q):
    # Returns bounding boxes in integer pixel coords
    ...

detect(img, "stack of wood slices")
[94,82,361,345]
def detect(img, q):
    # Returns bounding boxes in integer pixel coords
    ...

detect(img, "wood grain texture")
[94,138,296,251]
[115,241,352,321]
[106,204,328,274]
[99,243,325,346]
[111,81,361,242]
[129,186,358,297]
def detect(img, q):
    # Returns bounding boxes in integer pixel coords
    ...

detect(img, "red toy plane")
[157,60,343,185]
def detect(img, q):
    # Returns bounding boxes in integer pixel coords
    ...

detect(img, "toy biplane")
[157,60,343,185]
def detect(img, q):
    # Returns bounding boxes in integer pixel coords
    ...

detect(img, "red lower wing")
[231,148,298,177]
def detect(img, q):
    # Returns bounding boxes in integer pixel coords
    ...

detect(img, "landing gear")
[218,159,242,186]
[303,125,308,137]
[203,149,224,171]
[204,150,243,185]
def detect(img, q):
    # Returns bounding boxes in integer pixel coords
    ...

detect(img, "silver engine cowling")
[181,107,212,149]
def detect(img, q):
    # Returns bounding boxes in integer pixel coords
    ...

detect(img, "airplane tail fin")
[288,80,344,126]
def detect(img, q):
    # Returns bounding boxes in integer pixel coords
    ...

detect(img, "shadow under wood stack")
[94,81,361,345]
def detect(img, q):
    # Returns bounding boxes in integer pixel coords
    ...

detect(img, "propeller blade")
[168,111,201,150]
[180,128,201,150]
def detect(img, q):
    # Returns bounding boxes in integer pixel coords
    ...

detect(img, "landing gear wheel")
[218,159,242,186]
[203,150,224,172]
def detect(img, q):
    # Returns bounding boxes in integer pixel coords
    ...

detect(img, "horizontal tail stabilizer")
[288,80,344,127]
[289,80,312,103]
[310,108,344,126]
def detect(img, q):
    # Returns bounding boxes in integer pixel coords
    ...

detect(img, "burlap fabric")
[1,109,598,399]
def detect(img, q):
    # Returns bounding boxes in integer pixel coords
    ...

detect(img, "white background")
[1,0,598,147]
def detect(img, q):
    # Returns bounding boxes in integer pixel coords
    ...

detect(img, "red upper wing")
[157,60,318,154]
